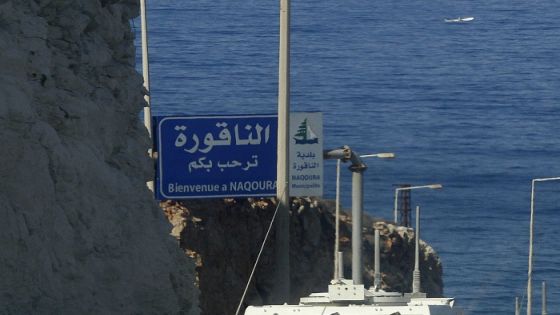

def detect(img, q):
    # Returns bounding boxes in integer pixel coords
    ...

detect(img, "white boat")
[244,150,464,315]
[444,16,474,23]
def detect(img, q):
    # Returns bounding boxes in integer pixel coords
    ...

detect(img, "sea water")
[134,0,560,313]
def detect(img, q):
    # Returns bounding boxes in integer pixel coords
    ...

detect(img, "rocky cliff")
[164,198,444,315]
[0,0,198,313]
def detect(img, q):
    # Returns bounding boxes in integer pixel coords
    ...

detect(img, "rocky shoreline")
[162,197,444,315]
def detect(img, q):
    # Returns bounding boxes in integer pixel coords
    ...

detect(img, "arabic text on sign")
[188,156,260,173]
[173,122,271,154]
[296,151,316,159]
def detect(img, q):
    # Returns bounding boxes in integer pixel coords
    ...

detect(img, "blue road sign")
[154,115,278,199]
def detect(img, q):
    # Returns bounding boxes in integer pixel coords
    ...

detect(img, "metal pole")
[393,189,399,223]
[527,177,560,315]
[527,180,535,315]
[140,0,154,192]
[140,0,152,137]
[542,281,547,315]
[275,0,291,303]
[337,251,344,280]
[351,170,363,285]
[373,229,381,290]
[334,159,341,279]
[412,206,421,294]
[515,297,520,315]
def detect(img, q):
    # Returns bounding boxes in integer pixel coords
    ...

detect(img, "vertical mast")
[337,251,344,279]
[275,0,291,303]
[542,281,547,315]
[373,229,381,290]
[351,170,364,284]
[140,0,154,192]
[412,206,421,294]
[348,152,366,285]
[527,180,536,315]
[140,0,152,137]
[393,189,399,223]
[334,159,341,279]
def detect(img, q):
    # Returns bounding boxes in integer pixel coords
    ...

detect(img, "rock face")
[0,0,198,313]
[164,198,443,315]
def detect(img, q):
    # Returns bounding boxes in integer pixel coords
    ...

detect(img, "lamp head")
[360,152,396,159]
[376,153,396,159]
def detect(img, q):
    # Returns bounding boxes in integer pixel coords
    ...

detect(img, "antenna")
[337,252,344,280]
[333,159,341,280]
[412,206,421,294]
[373,229,381,290]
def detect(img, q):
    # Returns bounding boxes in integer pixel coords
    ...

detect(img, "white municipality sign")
[289,112,323,197]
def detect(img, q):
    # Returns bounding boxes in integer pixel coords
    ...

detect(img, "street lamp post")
[393,184,442,224]
[527,177,560,315]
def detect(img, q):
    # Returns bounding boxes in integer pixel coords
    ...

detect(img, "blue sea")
[134,0,560,313]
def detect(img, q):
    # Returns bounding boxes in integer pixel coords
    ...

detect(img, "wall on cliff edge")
[0,0,198,313]
[164,198,444,315]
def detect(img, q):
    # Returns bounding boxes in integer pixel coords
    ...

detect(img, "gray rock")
[0,1,199,314]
